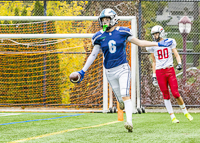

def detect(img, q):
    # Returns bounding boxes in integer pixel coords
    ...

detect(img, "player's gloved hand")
[152,77,158,86]
[176,64,182,70]
[158,39,173,47]
[77,70,85,83]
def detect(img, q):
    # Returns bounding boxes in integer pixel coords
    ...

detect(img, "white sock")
[164,99,174,114]
[179,104,188,115]
[170,113,175,120]
[164,99,175,120]
[124,99,132,123]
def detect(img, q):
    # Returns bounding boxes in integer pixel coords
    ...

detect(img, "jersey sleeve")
[118,27,133,40]
[92,31,101,46]
[146,47,154,53]
[170,39,177,49]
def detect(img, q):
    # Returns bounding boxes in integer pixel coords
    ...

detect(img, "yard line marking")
[9,120,120,143]
[0,113,22,116]
[0,114,84,126]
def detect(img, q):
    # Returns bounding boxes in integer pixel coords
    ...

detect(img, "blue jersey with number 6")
[92,27,133,69]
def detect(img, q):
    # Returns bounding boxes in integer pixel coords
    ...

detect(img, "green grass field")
[0,112,199,143]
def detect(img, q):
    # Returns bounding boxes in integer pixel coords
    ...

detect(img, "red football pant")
[156,67,180,99]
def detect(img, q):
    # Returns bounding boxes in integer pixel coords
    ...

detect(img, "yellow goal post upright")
[0,16,139,114]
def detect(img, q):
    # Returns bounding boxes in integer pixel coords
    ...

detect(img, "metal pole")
[131,17,137,113]
[109,84,113,108]
[138,0,142,108]
[182,33,188,85]
[103,66,108,113]
[193,2,199,67]
[43,0,47,105]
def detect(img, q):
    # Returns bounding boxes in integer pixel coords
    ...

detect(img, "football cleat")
[184,113,193,121]
[124,122,133,132]
[119,100,124,110]
[172,118,180,123]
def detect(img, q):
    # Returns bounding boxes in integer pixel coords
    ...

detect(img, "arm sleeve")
[118,27,133,41]
[82,45,101,72]
[127,35,134,42]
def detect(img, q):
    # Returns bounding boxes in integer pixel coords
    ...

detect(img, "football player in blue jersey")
[75,8,173,132]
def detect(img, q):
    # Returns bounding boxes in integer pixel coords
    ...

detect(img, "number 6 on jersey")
[108,40,116,53]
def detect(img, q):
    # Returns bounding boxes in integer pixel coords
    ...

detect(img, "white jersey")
[146,38,176,69]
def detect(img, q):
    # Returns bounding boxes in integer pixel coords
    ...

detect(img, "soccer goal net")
[0,16,138,113]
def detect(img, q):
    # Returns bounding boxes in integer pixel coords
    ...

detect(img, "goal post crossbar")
[0,34,94,38]
[0,16,136,21]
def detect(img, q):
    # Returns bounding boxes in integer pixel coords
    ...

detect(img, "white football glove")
[152,77,158,86]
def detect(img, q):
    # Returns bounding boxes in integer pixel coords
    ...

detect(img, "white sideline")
[0,113,22,116]
[0,109,104,113]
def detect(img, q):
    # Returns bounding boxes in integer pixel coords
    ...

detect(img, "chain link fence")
[139,1,200,107]
[0,0,199,108]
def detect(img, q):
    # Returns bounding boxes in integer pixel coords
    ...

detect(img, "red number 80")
[157,48,169,60]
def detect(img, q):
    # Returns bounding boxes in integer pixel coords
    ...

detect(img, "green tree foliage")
[33,1,44,16]
[14,7,19,16]
[21,6,28,16]
[142,2,168,41]
[142,2,167,23]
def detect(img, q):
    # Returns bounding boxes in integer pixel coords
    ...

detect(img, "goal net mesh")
[0,20,131,110]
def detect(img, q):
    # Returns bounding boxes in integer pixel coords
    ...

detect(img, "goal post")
[0,16,138,113]
[0,16,135,21]
[0,34,94,38]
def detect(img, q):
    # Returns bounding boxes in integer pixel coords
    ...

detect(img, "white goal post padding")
[0,16,139,113]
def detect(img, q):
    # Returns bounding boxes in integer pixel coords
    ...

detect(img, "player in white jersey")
[71,9,173,132]
[146,25,193,123]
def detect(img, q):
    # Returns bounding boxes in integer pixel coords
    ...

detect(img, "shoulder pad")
[118,26,131,32]
[166,38,176,43]
[92,30,103,40]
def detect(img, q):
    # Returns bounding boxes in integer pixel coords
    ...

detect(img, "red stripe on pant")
[156,67,180,99]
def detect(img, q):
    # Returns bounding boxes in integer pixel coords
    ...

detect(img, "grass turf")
[0,112,199,143]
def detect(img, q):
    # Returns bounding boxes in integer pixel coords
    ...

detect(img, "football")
[69,72,81,83]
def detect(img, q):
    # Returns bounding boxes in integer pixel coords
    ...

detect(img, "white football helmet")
[151,25,165,41]
[98,8,119,28]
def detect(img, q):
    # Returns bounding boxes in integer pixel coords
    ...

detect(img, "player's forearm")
[82,45,100,72]
[175,54,182,64]
[129,37,158,47]
[138,40,158,47]
[152,62,156,75]
[150,53,156,76]
[172,48,181,64]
